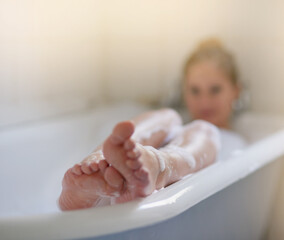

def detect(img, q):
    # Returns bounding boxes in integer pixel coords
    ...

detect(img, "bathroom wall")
[101,0,284,115]
[1,0,284,128]
[0,1,104,127]
[1,1,284,238]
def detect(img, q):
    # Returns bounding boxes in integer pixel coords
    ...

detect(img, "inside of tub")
[0,103,284,219]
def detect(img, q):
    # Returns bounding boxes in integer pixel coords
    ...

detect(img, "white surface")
[217,128,248,161]
[2,1,284,128]
[0,102,149,217]
[0,104,284,239]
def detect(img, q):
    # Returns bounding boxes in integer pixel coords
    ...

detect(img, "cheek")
[185,94,198,108]
[184,96,198,115]
[214,93,234,112]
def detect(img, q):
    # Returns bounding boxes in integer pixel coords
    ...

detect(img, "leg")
[102,119,221,203]
[75,108,182,177]
[131,108,182,148]
[155,120,221,188]
[59,108,182,210]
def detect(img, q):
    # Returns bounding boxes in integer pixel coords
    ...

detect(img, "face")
[184,60,239,129]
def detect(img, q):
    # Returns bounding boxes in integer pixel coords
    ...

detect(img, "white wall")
[2,0,284,128]
[97,0,284,115]
[0,1,104,126]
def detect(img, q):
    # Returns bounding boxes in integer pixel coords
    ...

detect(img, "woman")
[59,38,246,210]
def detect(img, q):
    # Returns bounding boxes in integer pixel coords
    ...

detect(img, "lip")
[200,110,214,118]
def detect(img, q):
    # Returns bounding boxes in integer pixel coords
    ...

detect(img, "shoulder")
[217,128,248,161]
[219,128,248,148]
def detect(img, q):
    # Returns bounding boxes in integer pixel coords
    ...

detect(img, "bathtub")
[0,103,284,240]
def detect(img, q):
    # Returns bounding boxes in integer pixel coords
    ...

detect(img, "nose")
[198,93,212,108]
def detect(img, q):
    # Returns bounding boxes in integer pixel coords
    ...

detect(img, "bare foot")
[59,154,125,210]
[103,121,162,204]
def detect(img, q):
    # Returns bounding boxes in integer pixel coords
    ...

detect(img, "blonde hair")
[183,38,239,86]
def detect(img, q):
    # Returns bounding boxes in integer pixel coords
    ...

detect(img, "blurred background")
[0,0,284,238]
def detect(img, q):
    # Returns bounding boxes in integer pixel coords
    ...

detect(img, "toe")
[134,168,149,181]
[81,162,93,175]
[126,148,141,159]
[99,160,109,173]
[124,139,135,150]
[72,164,83,175]
[104,166,124,189]
[126,159,142,170]
[90,161,99,172]
[110,121,135,145]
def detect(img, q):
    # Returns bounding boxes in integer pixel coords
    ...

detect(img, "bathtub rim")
[1,128,284,240]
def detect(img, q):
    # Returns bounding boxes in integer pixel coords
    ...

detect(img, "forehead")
[185,61,230,86]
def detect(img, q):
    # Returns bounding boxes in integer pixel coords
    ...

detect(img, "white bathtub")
[0,103,284,240]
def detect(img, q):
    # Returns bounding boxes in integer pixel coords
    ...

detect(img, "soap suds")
[144,146,166,172]
[162,125,183,145]
[162,145,197,169]
[133,113,182,146]
[87,150,104,162]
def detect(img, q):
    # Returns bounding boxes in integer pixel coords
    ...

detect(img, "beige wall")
[0,1,104,126]
[0,1,284,237]
[1,0,284,127]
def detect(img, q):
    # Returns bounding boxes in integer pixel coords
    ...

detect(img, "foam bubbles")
[144,146,166,172]
[162,145,197,169]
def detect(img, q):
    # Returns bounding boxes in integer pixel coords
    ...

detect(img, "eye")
[188,87,200,95]
[210,85,222,94]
